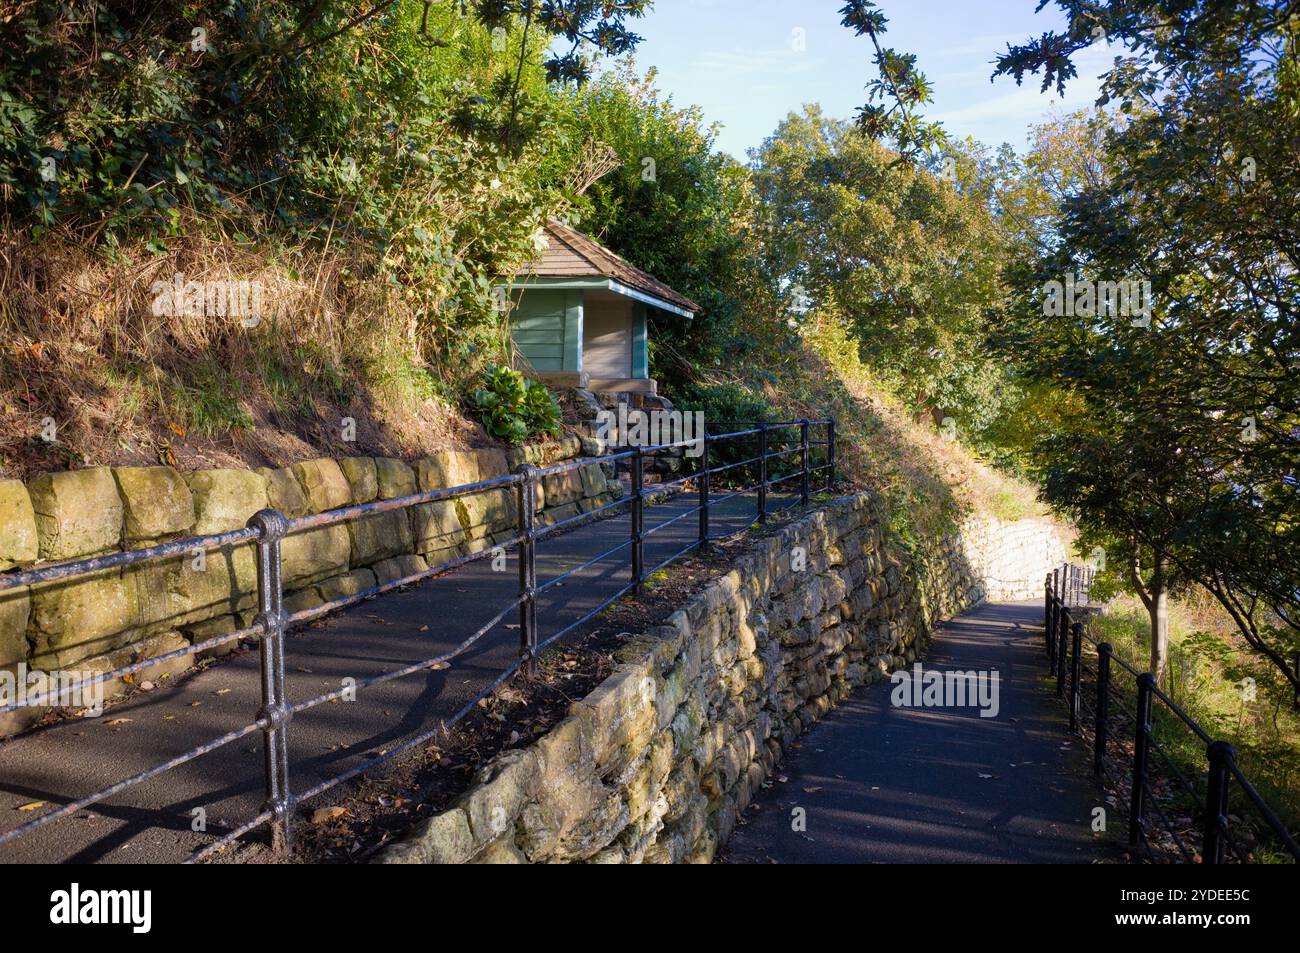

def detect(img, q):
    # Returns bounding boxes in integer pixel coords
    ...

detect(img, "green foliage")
[673,381,774,428]
[838,1,947,160]
[673,382,776,482]
[470,364,560,445]
[551,63,770,388]
[0,1,650,372]
[751,107,1012,442]
[1089,598,1300,842]
[991,1,1300,693]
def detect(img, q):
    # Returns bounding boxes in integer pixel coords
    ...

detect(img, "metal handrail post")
[1069,621,1083,732]
[698,433,710,552]
[1056,605,1069,696]
[1130,672,1155,848]
[1096,642,1112,777]
[517,465,538,675]
[249,508,292,854]
[826,419,836,491]
[800,419,811,505]
[1203,740,1235,865]
[631,446,644,597]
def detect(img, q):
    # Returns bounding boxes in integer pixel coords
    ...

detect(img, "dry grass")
[760,314,1047,546]
[0,220,498,479]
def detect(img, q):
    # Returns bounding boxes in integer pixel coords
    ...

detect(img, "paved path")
[0,484,795,864]
[722,601,1116,864]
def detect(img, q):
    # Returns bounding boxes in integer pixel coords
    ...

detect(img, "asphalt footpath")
[0,485,793,864]
[721,601,1118,864]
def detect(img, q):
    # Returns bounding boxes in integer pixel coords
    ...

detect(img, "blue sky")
[616,0,1115,159]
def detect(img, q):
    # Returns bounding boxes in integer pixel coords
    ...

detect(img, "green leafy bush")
[674,382,771,424]
[471,365,561,445]
[673,382,779,483]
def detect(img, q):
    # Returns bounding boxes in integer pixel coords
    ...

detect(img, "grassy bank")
[1089,594,1299,858]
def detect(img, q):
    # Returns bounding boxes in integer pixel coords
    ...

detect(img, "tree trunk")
[1147,554,1169,681]
[1131,550,1170,682]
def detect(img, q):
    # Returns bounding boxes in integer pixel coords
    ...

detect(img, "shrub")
[672,382,780,484]
[673,382,775,430]
[471,365,561,445]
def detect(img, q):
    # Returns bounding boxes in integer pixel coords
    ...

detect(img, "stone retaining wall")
[377,493,1069,864]
[0,435,620,736]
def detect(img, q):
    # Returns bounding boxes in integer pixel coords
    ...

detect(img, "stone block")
[112,467,194,542]
[338,457,378,504]
[133,543,257,633]
[27,467,124,559]
[456,488,516,537]
[374,808,473,864]
[371,554,429,586]
[0,479,38,570]
[415,452,477,492]
[284,587,325,617]
[28,568,139,668]
[291,458,351,513]
[471,836,527,864]
[374,458,417,500]
[459,748,538,847]
[348,509,414,565]
[187,469,268,534]
[575,664,657,773]
[0,584,30,668]
[281,524,350,588]
[258,467,311,518]
[316,568,378,604]
[412,499,464,552]
[541,469,584,508]
[579,462,607,499]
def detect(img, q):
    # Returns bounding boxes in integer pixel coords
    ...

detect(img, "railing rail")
[1044,563,1299,864]
[0,417,836,862]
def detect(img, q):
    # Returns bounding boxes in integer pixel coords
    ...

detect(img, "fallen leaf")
[311,806,349,824]
[104,718,132,726]
[17,801,46,811]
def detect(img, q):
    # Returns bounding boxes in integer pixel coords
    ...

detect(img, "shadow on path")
[0,486,796,864]
[721,601,1122,864]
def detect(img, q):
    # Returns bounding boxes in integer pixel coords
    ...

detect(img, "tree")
[548,63,777,389]
[837,0,946,161]
[751,106,1011,441]
[993,1,1300,693]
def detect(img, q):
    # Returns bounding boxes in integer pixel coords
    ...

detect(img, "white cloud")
[693,48,823,78]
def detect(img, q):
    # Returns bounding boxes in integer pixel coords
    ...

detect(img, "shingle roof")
[516,220,701,314]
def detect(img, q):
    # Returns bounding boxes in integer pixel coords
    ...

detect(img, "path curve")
[721,601,1119,864]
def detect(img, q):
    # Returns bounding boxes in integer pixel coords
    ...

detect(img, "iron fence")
[1044,564,1299,864]
[0,418,835,862]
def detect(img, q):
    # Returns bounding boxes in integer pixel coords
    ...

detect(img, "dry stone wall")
[377,493,1069,865]
[0,434,620,736]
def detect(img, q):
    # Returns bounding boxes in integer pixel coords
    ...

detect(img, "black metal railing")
[0,418,836,862]
[1044,564,1299,864]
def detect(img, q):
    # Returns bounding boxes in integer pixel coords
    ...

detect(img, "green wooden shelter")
[501,221,700,395]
